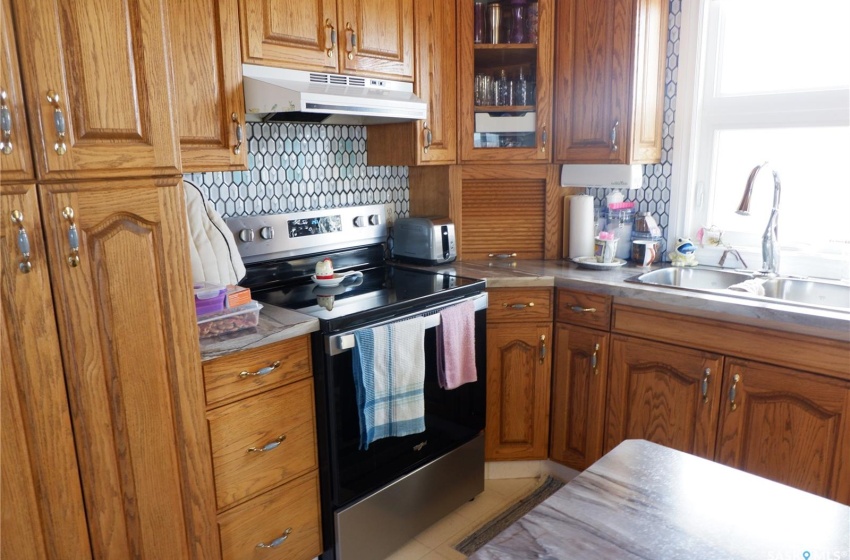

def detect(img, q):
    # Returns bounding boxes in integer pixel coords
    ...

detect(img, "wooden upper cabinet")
[0,0,34,182]
[338,0,413,80]
[240,0,414,81]
[37,179,219,559]
[169,0,248,172]
[605,335,724,459]
[554,0,668,163]
[458,0,554,163]
[11,0,181,181]
[240,0,338,73]
[715,359,850,504]
[1,185,92,560]
[367,0,456,166]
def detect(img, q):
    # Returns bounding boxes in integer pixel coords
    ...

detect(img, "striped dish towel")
[352,316,426,449]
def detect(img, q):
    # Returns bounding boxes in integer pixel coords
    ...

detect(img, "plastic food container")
[194,282,227,316]
[197,301,262,339]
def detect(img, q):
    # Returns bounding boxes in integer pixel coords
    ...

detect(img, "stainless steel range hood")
[242,64,427,125]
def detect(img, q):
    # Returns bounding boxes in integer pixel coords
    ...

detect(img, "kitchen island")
[469,439,850,560]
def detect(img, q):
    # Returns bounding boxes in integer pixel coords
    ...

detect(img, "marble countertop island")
[469,439,850,560]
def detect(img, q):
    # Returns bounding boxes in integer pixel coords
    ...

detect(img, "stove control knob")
[353,216,365,227]
[259,226,275,240]
[239,228,254,243]
[369,214,380,226]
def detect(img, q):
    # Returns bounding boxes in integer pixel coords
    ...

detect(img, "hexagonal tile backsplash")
[187,0,679,241]
[184,123,409,219]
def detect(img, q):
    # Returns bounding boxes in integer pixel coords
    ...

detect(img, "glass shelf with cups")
[460,0,552,161]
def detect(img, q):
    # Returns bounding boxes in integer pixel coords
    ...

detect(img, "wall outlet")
[384,203,396,226]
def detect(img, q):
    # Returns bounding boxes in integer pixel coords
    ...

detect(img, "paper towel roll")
[568,195,595,258]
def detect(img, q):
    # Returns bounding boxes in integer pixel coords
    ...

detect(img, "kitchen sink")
[626,267,850,312]
[627,267,754,290]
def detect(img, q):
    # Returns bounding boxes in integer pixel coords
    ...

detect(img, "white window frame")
[669,0,850,280]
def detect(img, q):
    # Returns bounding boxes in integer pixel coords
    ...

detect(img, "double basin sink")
[626,267,850,312]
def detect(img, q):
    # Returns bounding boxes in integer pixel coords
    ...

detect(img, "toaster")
[392,217,457,265]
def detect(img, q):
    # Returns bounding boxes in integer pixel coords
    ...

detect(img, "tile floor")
[381,477,543,560]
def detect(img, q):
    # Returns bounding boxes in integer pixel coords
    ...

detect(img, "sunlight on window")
[716,0,850,95]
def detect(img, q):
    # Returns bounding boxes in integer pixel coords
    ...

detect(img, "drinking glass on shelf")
[510,0,527,43]
[488,3,502,43]
[475,73,492,106]
[527,1,539,43]
[516,66,529,105]
[474,1,486,43]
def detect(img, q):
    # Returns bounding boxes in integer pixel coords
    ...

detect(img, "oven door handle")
[325,292,488,356]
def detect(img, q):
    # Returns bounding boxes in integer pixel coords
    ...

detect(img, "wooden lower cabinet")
[715,359,850,503]
[2,180,220,558]
[203,335,322,560]
[604,335,724,459]
[550,324,609,470]
[486,322,552,460]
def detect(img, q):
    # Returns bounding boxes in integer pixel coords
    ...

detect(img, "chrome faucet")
[736,162,781,275]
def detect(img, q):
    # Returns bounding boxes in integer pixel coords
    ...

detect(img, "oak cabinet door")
[716,359,850,505]
[239,0,339,73]
[1,185,91,560]
[338,0,414,80]
[605,335,723,459]
[12,0,181,180]
[169,0,248,172]
[38,179,219,559]
[0,0,34,182]
[554,0,667,163]
[367,0,456,165]
[485,322,552,460]
[550,324,609,470]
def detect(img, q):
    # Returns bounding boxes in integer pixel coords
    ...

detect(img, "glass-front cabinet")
[458,0,553,162]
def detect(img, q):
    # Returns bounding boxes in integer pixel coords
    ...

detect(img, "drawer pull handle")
[488,253,516,259]
[503,302,534,309]
[539,334,546,364]
[247,434,286,453]
[591,343,600,375]
[570,305,597,313]
[231,112,243,155]
[62,207,80,267]
[729,373,741,411]
[256,527,292,549]
[10,210,32,273]
[1,90,13,155]
[701,368,711,403]
[239,360,281,379]
[47,90,67,155]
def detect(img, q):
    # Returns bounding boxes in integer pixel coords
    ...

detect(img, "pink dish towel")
[437,300,477,390]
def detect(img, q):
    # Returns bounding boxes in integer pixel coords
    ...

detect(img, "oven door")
[314,293,487,509]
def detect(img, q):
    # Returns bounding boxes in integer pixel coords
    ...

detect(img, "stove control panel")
[226,204,388,263]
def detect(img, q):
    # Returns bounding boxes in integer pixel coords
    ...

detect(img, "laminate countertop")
[416,259,850,342]
[199,258,850,360]
[469,439,850,560]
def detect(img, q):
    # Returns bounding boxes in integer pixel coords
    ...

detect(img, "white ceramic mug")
[631,240,657,267]
[594,236,618,263]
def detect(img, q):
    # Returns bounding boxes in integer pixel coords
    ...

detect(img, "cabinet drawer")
[208,379,317,510]
[203,336,312,407]
[218,470,322,560]
[487,288,553,322]
[556,289,612,330]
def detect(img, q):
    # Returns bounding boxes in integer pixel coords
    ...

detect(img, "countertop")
[469,439,850,560]
[420,259,850,342]
[199,258,850,361]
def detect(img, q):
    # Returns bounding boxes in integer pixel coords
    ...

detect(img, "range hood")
[242,64,427,125]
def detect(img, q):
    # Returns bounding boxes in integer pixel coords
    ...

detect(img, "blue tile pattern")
[591,0,680,237]
[185,123,409,219]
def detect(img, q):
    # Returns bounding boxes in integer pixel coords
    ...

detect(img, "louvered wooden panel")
[461,180,546,260]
